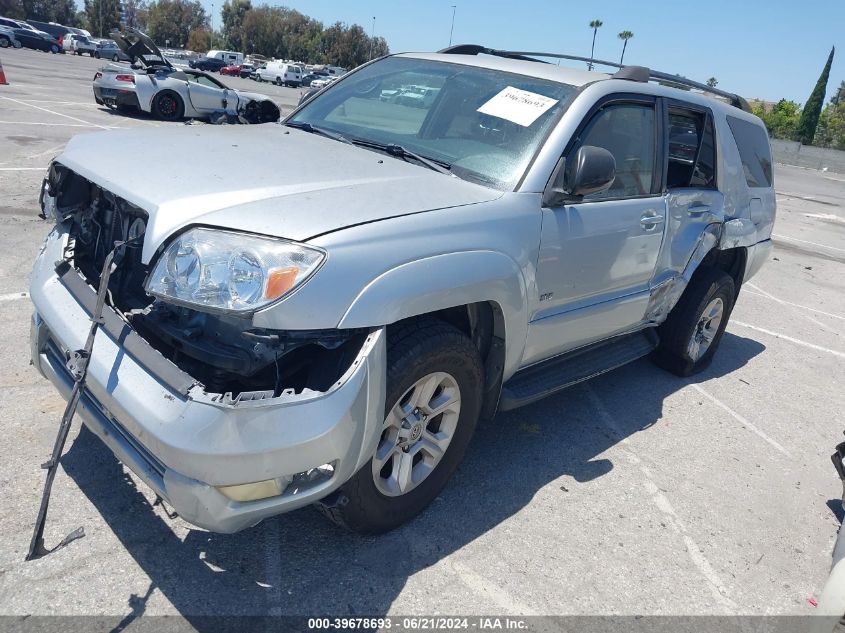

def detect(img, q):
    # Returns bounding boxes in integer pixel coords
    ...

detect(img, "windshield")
[289,56,576,189]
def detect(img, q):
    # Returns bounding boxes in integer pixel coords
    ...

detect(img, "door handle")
[640,211,665,229]
[688,203,711,216]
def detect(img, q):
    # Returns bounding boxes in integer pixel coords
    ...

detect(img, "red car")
[219,64,243,76]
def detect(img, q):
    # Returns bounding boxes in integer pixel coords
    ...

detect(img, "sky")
[195,0,845,105]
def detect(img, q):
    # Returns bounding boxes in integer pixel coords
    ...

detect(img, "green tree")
[706,77,718,88]
[752,99,802,140]
[0,0,24,19]
[795,46,835,144]
[587,19,602,70]
[84,0,122,37]
[143,0,207,48]
[20,0,77,23]
[186,26,210,52]
[618,30,633,64]
[813,83,845,148]
[221,0,251,51]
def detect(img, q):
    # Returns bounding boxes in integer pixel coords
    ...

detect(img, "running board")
[499,330,658,411]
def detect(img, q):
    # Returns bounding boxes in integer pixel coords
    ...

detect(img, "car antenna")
[25,238,137,561]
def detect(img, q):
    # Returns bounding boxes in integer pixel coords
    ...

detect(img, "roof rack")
[438,45,751,113]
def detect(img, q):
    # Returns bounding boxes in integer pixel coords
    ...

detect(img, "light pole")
[98,0,103,37]
[369,16,375,59]
[448,5,456,46]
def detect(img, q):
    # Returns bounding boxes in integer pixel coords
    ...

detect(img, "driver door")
[522,95,667,366]
[185,72,230,114]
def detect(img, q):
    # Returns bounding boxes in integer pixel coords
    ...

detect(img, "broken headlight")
[145,228,325,313]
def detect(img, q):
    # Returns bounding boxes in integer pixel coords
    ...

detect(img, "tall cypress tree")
[795,46,835,145]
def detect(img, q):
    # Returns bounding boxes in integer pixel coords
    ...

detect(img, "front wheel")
[151,90,184,121]
[94,51,100,58]
[0,38,8,48]
[275,76,282,85]
[112,54,119,62]
[50,44,59,54]
[652,267,735,376]
[317,319,483,533]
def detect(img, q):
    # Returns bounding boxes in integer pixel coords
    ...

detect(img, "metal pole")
[448,6,456,46]
[211,3,214,50]
[99,0,103,37]
[370,16,375,59]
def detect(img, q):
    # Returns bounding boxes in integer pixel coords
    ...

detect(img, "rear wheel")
[0,38,8,48]
[94,51,100,59]
[13,40,22,48]
[151,90,184,121]
[275,76,282,86]
[50,44,59,54]
[317,319,483,534]
[652,267,735,376]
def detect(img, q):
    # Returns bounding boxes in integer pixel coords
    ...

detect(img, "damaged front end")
[42,162,364,401]
[32,163,387,532]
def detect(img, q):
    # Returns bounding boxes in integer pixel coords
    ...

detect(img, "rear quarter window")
[726,115,773,188]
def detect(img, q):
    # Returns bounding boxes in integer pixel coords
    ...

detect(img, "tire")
[652,267,735,377]
[13,40,22,48]
[112,54,119,62]
[0,38,8,48]
[89,51,94,57]
[151,90,184,121]
[50,44,59,54]
[317,319,483,534]
[275,77,282,86]
[94,51,100,59]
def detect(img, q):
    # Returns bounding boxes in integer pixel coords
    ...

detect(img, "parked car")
[0,16,24,29]
[12,27,59,53]
[0,24,21,48]
[63,33,96,56]
[238,63,255,78]
[308,75,338,90]
[218,64,243,77]
[94,40,130,62]
[189,56,227,72]
[206,49,243,66]
[92,29,280,123]
[32,46,774,536]
[255,61,302,86]
[300,72,327,87]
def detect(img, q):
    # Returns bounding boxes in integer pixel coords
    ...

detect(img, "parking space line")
[0,292,28,302]
[584,385,738,612]
[450,560,540,615]
[0,167,46,171]
[0,120,120,129]
[730,320,845,360]
[0,96,114,130]
[772,233,845,255]
[689,384,791,457]
[745,283,845,322]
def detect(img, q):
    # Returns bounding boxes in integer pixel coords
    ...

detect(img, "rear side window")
[666,108,716,189]
[726,116,773,187]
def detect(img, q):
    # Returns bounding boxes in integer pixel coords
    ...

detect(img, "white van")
[206,49,243,65]
[256,62,302,87]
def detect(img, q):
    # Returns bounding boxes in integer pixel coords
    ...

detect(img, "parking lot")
[0,48,844,619]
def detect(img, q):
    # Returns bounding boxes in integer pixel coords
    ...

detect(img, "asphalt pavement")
[0,48,844,620]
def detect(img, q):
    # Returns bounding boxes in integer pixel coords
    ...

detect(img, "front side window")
[290,56,577,189]
[570,102,657,201]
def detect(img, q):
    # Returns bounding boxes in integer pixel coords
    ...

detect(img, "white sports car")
[92,29,280,124]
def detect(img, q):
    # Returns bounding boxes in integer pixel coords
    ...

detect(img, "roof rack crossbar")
[437,45,751,112]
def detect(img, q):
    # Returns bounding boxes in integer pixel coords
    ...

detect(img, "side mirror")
[542,145,616,207]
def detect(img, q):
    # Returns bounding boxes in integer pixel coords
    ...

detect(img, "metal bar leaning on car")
[26,236,139,561]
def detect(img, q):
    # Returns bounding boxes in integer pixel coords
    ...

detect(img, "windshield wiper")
[350,139,453,176]
[284,121,351,144]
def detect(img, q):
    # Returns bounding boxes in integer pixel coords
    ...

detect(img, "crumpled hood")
[56,125,502,262]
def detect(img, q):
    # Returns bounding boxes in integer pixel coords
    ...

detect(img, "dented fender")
[338,250,529,379]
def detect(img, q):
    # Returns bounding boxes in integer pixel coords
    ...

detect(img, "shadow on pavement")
[61,332,765,623]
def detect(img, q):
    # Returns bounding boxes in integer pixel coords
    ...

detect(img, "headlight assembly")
[145,228,325,312]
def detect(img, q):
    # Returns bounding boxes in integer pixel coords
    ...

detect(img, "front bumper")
[29,227,386,533]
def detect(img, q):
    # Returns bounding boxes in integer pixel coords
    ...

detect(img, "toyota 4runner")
[30,46,775,534]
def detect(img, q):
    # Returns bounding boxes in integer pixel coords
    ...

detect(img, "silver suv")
[30,46,775,534]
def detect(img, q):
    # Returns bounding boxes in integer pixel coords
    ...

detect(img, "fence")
[770,139,845,174]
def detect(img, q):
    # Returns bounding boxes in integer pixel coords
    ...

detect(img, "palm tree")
[588,19,603,70]
[706,77,718,88]
[618,30,634,65]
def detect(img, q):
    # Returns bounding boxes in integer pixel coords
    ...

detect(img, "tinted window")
[571,103,657,200]
[666,108,716,189]
[726,115,773,187]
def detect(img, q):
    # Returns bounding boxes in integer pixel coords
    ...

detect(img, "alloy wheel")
[687,297,724,361]
[372,372,461,497]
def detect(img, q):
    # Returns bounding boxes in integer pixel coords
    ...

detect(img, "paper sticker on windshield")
[477,86,558,127]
